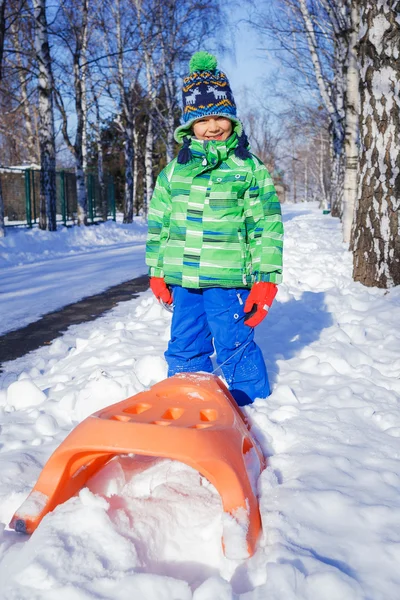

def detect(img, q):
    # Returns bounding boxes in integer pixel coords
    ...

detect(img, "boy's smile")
[192,116,233,141]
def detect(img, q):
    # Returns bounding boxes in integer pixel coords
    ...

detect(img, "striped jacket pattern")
[146,134,283,289]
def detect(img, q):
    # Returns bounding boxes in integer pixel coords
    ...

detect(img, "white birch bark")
[318,131,328,209]
[74,0,89,225]
[93,93,106,221]
[298,0,345,216]
[11,24,38,164]
[134,0,156,214]
[56,0,89,225]
[81,5,89,173]
[123,130,134,223]
[0,177,4,237]
[304,156,308,202]
[298,0,344,143]
[158,34,177,163]
[33,0,57,231]
[0,0,6,236]
[114,0,135,223]
[352,0,400,288]
[144,116,153,216]
[342,0,360,245]
[133,128,139,215]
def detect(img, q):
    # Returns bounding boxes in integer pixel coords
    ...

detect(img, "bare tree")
[10,17,39,164]
[249,0,359,223]
[54,0,90,225]
[132,0,159,215]
[242,107,280,172]
[33,0,57,230]
[352,0,400,288]
[342,0,359,245]
[115,0,140,222]
[0,0,6,236]
[91,88,107,220]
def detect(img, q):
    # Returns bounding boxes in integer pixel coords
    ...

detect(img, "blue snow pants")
[165,286,270,406]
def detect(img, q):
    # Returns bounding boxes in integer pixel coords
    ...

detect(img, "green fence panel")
[24,170,32,228]
[3,168,115,227]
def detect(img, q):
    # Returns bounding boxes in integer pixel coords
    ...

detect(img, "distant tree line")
[0,0,225,232]
[251,0,400,289]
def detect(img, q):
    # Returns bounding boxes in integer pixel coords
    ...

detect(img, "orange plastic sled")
[10,373,265,556]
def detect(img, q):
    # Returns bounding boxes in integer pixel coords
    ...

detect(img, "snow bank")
[0,217,147,268]
[0,218,148,334]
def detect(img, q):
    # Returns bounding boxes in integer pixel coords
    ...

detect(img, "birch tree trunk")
[81,7,89,173]
[342,0,360,246]
[134,0,156,215]
[133,128,139,215]
[144,116,153,215]
[114,0,137,223]
[318,132,328,209]
[74,52,88,225]
[304,157,308,202]
[73,0,89,225]
[33,0,57,231]
[0,178,4,237]
[159,48,177,163]
[352,0,400,288]
[123,132,134,223]
[93,93,106,221]
[11,24,38,164]
[0,0,6,237]
[298,0,345,214]
[0,0,5,81]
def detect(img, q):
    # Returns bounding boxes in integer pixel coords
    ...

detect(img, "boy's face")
[192,116,233,141]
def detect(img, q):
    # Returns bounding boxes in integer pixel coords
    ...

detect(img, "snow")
[0,202,400,599]
[0,217,148,335]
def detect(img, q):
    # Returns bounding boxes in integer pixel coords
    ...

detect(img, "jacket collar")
[189,133,238,165]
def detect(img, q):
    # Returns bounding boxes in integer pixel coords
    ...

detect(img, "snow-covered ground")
[0,218,147,335]
[0,203,400,599]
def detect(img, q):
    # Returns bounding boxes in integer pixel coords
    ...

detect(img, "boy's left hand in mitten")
[149,277,173,305]
[244,282,278,327]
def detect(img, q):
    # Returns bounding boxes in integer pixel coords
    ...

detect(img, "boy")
[146,52,283,406]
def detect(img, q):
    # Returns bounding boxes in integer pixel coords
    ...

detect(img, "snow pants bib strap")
[165,286,270,405]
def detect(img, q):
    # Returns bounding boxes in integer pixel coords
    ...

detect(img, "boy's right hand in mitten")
[149,277,173,305]
[244,282,277,327]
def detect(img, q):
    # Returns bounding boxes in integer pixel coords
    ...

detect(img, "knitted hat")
[175,52,240,137]
[175,52,251,163]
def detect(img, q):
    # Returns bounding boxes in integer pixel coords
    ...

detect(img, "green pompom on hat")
[189,51,218,74]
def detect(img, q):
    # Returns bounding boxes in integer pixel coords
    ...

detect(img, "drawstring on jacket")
[234,131,252,160]
[177,136,193,164]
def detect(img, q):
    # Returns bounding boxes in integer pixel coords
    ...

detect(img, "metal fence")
[1,168,116,227]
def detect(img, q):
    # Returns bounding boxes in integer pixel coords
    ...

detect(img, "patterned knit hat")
[175,52,251,163]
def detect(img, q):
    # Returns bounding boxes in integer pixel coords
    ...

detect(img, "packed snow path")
[0,203,399,599]
[0,219,148,335]
[0,275,149,365]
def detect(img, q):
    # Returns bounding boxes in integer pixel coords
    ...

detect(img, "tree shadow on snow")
[257,290,334,388]
[281,207,314,223]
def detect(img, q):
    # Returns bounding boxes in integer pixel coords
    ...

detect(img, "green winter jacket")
[146,132,283,289]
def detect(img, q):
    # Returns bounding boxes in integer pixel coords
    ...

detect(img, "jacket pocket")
[209,190,238,211]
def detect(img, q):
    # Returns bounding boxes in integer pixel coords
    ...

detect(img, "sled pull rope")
[211,339,252,375]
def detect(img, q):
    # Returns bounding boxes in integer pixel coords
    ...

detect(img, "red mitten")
[149,277,173,305]
[244,282,278,327]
